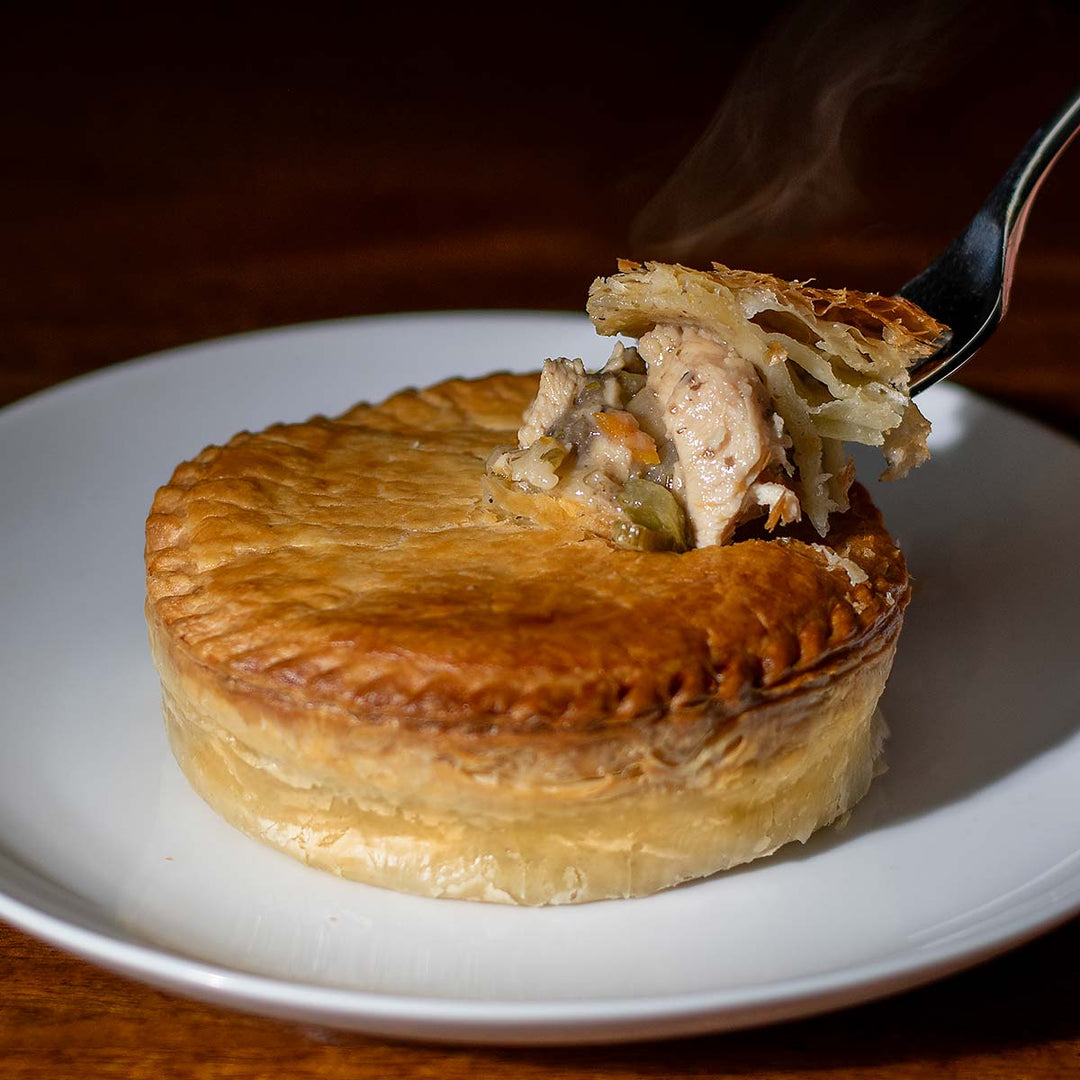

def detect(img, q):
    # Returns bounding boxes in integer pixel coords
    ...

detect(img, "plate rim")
[2,311,1079,1044]
[2,871,1077,1042]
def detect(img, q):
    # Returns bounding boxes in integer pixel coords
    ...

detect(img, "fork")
[899,85,1080,396]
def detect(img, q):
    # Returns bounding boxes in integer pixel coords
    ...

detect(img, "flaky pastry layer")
[154,615,897,904]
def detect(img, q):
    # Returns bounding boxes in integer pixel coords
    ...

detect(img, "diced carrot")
[594,410,661,465]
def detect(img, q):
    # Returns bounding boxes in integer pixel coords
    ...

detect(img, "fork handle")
[985,84,1080,305]
[900,84,1080,395]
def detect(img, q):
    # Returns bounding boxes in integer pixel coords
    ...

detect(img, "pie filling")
[486,317,929,551]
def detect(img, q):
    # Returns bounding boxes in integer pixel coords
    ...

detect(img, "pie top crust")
[145,371,909,747]
[587,260,948,353]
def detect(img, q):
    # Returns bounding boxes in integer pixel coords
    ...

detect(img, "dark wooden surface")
[2,5,1080,1077]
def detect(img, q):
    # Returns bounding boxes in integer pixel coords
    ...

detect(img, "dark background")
[2,3,1079,428]
[2,3,1080,1077]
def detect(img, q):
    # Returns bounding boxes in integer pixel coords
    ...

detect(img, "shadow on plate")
[729,391,1080,871]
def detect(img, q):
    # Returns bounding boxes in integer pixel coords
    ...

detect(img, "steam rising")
[630,0,967,259]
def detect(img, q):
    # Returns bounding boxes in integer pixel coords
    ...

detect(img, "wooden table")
[3,6,1079,1077]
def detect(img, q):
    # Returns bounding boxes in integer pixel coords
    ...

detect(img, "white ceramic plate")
[1,313,1078,1046]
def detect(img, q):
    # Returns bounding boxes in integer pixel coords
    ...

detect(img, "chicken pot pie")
[145,261,946,905]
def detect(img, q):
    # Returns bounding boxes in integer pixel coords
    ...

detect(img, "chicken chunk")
[637,325,796,546]
[517,358,588,446]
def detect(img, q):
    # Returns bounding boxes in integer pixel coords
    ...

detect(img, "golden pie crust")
[588,259,948,350]
[145,371,909,905]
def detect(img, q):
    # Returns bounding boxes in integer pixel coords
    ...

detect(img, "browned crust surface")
[145,372,909,739]
[589,259,948,351]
